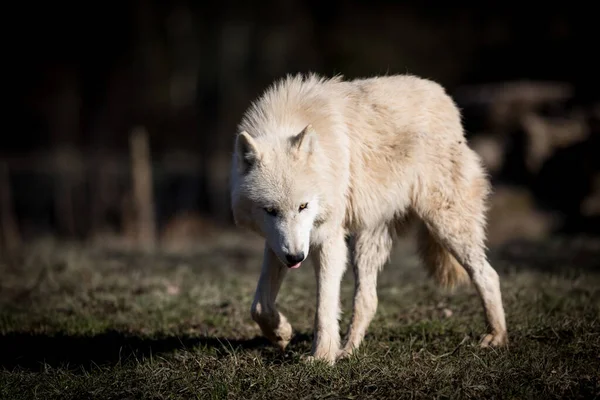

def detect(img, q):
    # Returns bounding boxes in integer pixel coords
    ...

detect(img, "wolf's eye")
[264,207,278,216]
[298,203,308,212]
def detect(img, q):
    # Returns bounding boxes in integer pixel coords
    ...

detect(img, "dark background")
[2,1,599,249]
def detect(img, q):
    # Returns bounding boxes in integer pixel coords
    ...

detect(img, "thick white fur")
[230,73,508,364]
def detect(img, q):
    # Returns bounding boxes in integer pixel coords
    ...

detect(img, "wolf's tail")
[416,223,469,288]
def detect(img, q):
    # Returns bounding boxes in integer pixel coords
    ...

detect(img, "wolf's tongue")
[289,262,301,269]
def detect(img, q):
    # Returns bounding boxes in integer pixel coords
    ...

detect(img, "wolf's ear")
[291,124,317,155]
[235,131,261,172]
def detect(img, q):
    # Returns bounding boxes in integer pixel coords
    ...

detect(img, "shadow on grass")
[0,330,313,372]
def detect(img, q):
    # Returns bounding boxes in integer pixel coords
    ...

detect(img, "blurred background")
[2,1,599,252]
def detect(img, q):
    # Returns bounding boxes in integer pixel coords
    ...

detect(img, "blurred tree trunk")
[44,67,84,238]
[129,127,156,249]
[0,162,21,250]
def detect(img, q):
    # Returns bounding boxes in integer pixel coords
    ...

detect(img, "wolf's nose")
[285,252,305,265]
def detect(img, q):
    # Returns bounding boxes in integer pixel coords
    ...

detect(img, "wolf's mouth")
[288,262,302,269]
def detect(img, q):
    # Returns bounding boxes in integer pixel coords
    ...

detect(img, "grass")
[0,233,599,399]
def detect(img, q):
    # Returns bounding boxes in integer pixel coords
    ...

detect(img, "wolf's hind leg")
[414,175,508,348]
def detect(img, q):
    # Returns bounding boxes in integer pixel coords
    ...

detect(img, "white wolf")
[229,73,508,364]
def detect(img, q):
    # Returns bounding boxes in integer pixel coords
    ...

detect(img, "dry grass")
[0,234,599,399]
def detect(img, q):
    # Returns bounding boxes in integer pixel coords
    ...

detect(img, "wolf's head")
[230,125,326,269]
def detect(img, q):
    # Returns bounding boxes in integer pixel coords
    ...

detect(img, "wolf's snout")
[285,252,305,266]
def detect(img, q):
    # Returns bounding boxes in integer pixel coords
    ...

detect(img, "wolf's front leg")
[250,244,293,351]
[309,231,348,364]
[337,225,393,360]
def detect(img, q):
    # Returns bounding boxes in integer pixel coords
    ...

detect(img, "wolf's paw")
[270,320,293,352]
[255,313,293,352]
[479,331,508,348]
[300,354,316,364]
[300,354,336,366]
[335,346,355,361]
